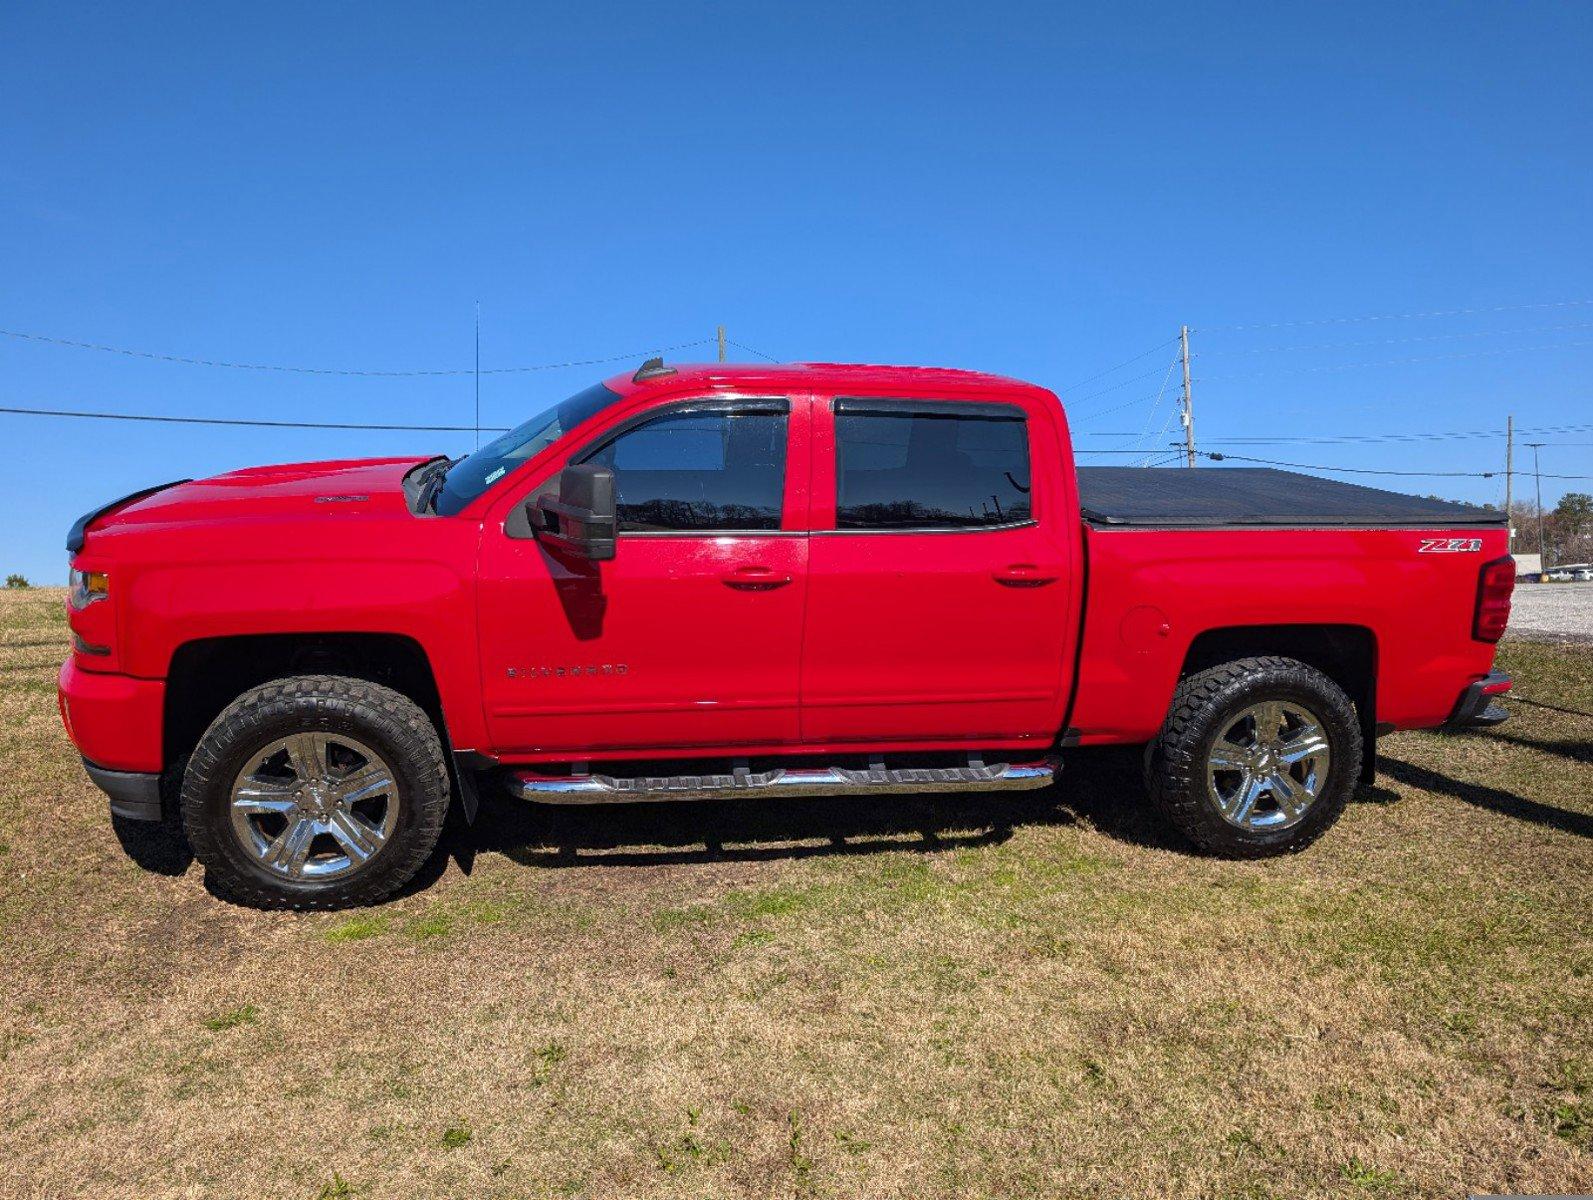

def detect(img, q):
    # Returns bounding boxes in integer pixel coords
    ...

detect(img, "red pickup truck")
[58,360,1515,908]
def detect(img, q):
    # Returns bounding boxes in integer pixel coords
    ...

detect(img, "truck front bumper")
[58,660,167,818]
[82,759,164,821]
[1442,671,1511,731]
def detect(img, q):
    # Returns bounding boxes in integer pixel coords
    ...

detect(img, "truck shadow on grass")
[114,744,1587,901]
[103,749,1148,897]
[431,747,1189,880]
[115,739,1593,905]
[1378,753,1592,840]
[110,813,193,877]
[430,739,1592,885]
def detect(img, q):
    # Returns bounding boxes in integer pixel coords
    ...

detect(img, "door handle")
[993,563,1060,587]
[721,566,793,591]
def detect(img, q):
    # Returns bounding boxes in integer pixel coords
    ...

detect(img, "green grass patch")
[324,915,388,943]
[316,1171,355,1199]
[1340,1156,1402,1190]
[405,912,453,940]
[202,1004,258,1032]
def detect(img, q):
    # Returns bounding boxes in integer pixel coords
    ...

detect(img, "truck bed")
[1077,466,1505,529]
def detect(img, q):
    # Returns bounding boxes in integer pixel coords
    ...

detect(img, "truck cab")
[58,359,1514,908]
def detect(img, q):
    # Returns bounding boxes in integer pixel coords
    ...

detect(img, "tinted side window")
[583,409,786,532]
[835,408,1031,530]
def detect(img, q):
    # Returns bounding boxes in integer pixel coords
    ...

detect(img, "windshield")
[433,382,622,515]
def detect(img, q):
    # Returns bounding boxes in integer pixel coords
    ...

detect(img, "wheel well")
[163,633,446,768]
[1180,624,1378,781]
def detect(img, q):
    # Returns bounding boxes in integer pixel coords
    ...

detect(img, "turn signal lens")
[68,568,108,609]
[1473,556,1515,643]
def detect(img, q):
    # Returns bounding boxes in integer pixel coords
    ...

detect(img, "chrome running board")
[508,755,1061,806]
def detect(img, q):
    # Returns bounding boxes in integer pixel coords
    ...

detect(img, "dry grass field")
[1,586,1589,1199]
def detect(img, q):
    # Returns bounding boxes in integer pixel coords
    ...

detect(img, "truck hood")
[86,457,432,539]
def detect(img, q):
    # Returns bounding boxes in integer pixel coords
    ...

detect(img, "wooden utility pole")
[474,301,481,450]
[1179,324,1197,468]
[1527,442,1547,566]
[1504,414,1514,552]
[717,325,726,364]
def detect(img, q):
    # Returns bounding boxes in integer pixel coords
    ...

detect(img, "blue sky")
[4,1,1591,580]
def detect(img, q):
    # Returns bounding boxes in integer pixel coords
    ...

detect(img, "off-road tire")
[1145,656,1361,857]
[180,675,450,909]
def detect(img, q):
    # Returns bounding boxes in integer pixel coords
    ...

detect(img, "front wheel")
[1146,656,1362,857]
[180,675,450,909]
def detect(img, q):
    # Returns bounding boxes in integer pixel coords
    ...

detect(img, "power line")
[724,339,782,363]
[1189,430,1574,445]
[0,404,510,433]
[1199,339,1593,381]
[1139,382,1185,467]
[1197,449,1593,482]
[1058,337,1178,391]
[1200,298,1593,333]
[1199,450,1495,478]
[1202,320,1593,356]
[1069,389,1175,424]
[1144,422,1593,446]
[5,404,1587,482]
[1069,354,1181,460]
[1069,364,1177,403]
[0,326,715,376]
[1131,354,1184,466]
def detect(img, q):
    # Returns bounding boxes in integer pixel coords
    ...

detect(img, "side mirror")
[532,464,617,561]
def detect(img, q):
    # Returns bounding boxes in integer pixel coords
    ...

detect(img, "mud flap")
[448,752,486,823]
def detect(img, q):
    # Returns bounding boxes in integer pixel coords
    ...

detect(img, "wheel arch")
[1179,623,1379,783]
[164,631,447,769]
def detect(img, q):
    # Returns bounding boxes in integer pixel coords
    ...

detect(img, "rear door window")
[833,400,1031,530]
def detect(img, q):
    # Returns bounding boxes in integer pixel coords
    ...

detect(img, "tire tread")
[179,674,449,910]
[1146,655,1361,858]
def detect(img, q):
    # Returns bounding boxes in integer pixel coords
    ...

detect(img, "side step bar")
[508,755,1062,806]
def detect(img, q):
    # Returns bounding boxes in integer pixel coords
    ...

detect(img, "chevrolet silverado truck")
[58,360,1515,908]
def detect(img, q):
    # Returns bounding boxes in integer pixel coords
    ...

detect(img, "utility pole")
[1179,324,1197,468]
[1526,442,1547,567]
[473,302,481,450]
[1504,415,1514,552]
[717,325,726,364]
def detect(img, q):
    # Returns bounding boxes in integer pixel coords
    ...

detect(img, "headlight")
[69,568,108,608]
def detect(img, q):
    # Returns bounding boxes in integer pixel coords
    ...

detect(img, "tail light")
[1473,555,1515,643]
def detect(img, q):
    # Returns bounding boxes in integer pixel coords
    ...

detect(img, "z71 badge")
[1418,538,1483,553]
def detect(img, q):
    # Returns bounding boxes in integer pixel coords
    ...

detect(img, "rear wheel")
[181,675,449,909]
[1146,656,1361,857]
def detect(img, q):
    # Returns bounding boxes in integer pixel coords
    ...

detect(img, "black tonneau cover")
[1077,466,1505,529]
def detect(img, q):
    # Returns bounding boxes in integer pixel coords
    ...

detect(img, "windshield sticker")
[484,467,507,485]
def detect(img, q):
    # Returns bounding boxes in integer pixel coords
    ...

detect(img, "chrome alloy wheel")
[228,732,400,881]
[1205,700,1331,831]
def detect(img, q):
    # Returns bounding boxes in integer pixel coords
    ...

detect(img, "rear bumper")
[83,759,163,821]
[1442,671,1511,730]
